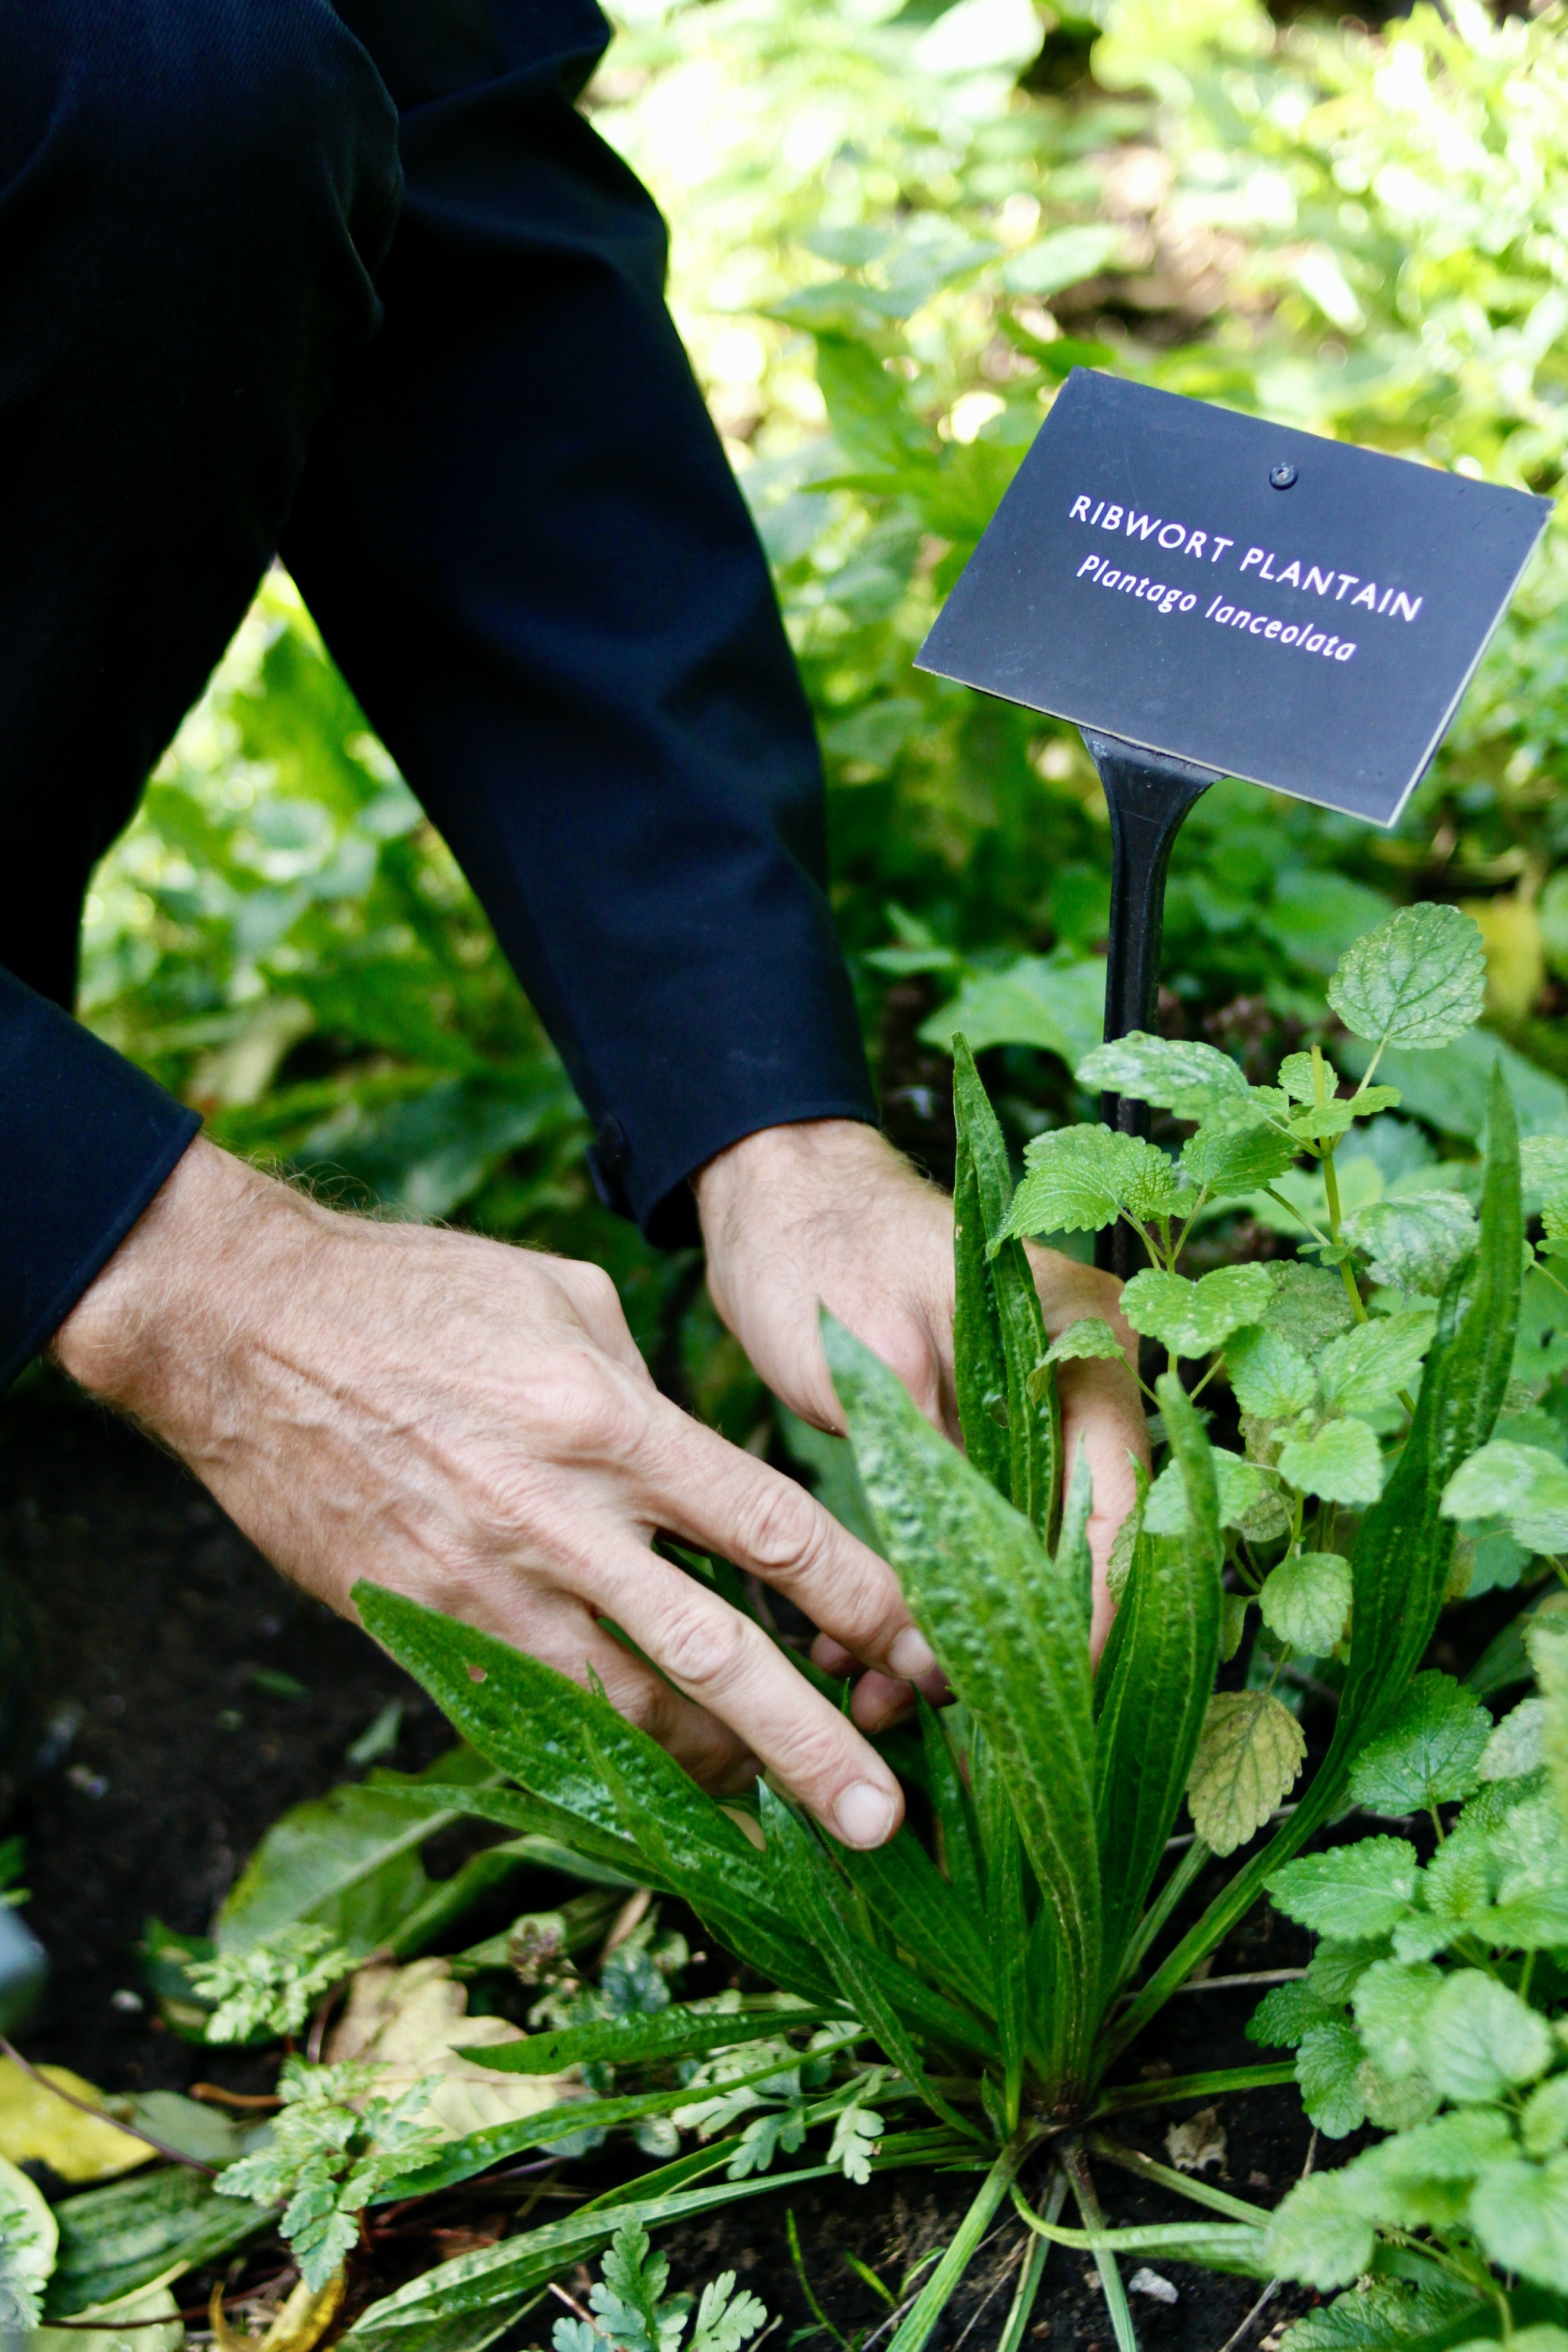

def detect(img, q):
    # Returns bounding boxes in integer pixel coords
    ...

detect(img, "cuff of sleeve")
[0,971,201,1391]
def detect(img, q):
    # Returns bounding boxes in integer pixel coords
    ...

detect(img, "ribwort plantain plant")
[334,905,1528,2352]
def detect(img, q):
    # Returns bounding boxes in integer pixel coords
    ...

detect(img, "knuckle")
[658,1600,757,1698]
[522,1348,647,1462]
[731,1476,827,1580]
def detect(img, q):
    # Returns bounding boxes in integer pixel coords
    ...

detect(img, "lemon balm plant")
[327,903,1525,2352]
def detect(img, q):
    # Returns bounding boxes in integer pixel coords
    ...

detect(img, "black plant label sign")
[916,369,1551,827]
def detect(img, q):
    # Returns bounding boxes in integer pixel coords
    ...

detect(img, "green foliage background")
[77,0,1568,1428]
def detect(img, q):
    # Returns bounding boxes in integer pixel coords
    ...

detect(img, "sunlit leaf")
[1327,903,1486,1051]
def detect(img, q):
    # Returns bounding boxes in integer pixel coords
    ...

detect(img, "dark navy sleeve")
[282,0,878,1246]
[0,971,200,1388]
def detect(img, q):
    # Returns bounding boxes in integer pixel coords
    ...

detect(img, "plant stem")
[1084,2134,1272,2226]
[1319,1149,1368,1325]
[1091,2063,1297,2119]
[995,2175,1064,2352]
[1063,2143,1139,2352]
[884,2136,1035,2352]
[1113,1840,1210,1992]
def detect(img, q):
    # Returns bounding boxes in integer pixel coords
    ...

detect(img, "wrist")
[693,1116,897,1236]
[51,1136,311,1424]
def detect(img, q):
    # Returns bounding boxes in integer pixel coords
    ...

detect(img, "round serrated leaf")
[1277,1416,1384,1507]
[1043,1318,1126,1368]
[1341,1192,1477,1296]
[1480,1697,1547,1783]
[1348,1671,1490,1814]
[1265,2172,1375,2291]
[1259,1552,1352,1656]
[1266,1838,1421,1939]
[1418,1968,1553,2103]
[1227,1328,1316,1424]
[1327,902,1486,1051]
[1185,1690,1306,1857]
[1472,2154,1568,2295]
[1443,1440,1568,1555]
[1316,1308,1436,1416]
[1076,1032,1248,1116]
[1121,1264,1276,1357]
[1000,1126,1188,1239]
[1295,2020,1367,2139]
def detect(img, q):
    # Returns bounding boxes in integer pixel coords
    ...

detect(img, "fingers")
[631,1396,938,1690]
[596,1547,906,1847]
[431,1583,760,1795]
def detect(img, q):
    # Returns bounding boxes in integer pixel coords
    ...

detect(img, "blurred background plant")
[74,0,1568,1450]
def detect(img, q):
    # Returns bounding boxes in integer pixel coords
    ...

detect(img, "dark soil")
[0,1388,1327,2351]
[0,1383,452,2091]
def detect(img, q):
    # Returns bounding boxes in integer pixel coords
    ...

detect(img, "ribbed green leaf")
[1093,1384,1221,1993]
[974,1731,1027,2131]
[456,2001,834,2077]
[920,1699,984,1922]
[368,1780,653,1889]
[952,1040,1059,1545]
[1107,1062,1522,2067]
[833,1824,993,2018]
[759,1788,989,2133]
[46,2172,270,2320]
[826,1318,1099,2096]
[353,1585,810,1977]
[952,1036,1012,1501]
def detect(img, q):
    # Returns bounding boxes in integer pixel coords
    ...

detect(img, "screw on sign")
[916,369,1549,1273]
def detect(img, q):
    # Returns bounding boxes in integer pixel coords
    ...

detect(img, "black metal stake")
[1080,728,1218,1279]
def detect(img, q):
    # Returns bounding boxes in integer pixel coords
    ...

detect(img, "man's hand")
[695,1118,1149,1699]
[53,1138,935,1850]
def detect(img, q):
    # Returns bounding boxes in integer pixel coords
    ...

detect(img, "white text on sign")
[1067,497,1423,626]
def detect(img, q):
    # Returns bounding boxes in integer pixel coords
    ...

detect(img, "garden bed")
[0,1392,1329,2350]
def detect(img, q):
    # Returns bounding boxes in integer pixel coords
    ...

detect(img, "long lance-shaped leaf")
[368,1780,652,1887]
[347,2127,979,2342]
[375,2028,862,2201]
[953,1040,1060,1545]
[1092,1380,1221,1995]
[759,1787,993,2135]
[581,1723,822,1998]
[1105,1063,1521,2064]
[826,1317,1099,2096]
[456,2000,837,2076]
[833,1824,993,2018]
[920,1699,984,1919]
[974,1731,1028,2131]
[952,1035,1012,1502]
[354,1584,793,1936]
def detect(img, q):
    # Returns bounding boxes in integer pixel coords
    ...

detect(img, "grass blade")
[1011,2187,1270,2280]
[997,2174,1064,2352]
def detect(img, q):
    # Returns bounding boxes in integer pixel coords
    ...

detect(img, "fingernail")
[836,1780,898,1849]
[887,1627,936,1682]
